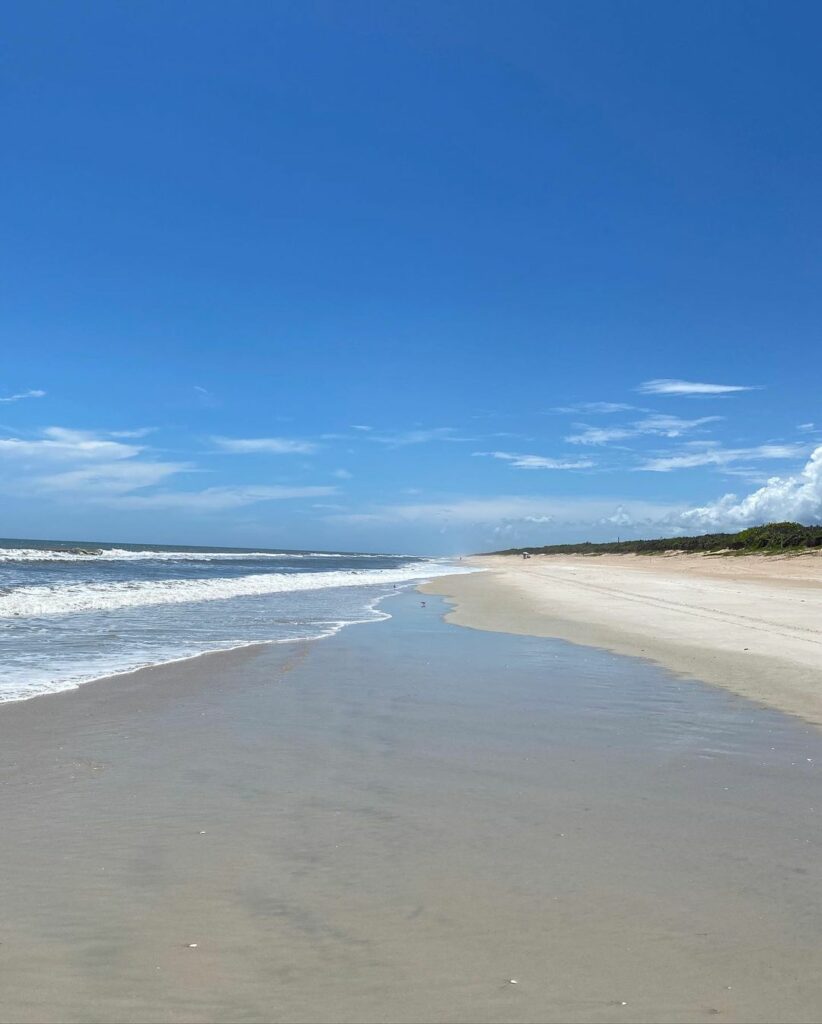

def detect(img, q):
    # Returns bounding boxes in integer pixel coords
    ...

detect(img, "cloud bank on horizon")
[0,370,817,552]
[681,446,822,531]
[333,446,822,528]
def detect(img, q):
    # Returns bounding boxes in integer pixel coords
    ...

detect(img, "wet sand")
[422,553,822,724]
[1,592,822,1023]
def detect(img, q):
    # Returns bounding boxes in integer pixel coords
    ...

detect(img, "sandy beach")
[2,590,822,1023]
[7,3,821,1020]
[422,553,822,725]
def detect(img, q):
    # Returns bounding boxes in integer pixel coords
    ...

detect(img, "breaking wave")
[0,546,387,563]
[0,562,471,618]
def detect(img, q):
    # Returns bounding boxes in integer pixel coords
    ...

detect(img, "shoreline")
[0,588,404,707]
[0,553,466,705]
[0,639,275,707]
[421,552,822,725]
[2,591,822,1022]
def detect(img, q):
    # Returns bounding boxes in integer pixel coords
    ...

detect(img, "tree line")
[491,522,822,556]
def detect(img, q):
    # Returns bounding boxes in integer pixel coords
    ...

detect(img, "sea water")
[0,538,471,701]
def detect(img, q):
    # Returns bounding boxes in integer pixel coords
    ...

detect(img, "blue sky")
[2,1,821,554]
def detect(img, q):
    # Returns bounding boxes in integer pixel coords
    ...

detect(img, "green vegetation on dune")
[491,522,822,556]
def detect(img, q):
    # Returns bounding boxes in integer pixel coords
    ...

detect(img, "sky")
[2,0,821,554]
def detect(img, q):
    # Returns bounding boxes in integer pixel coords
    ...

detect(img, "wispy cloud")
[0,425,333,513]
[326,444,822,542]
[212,435,318,455]
[193,385,220,408]
[37,460,189,494]
[0,389,46,403]
[637,379,760,396]
[638,443,806,472]
[0,427,142,462]
[320,425,471,446]
[474,451,595,470]
[368,427,470,446]
[0,426,194,499]
[109,427,155,439]
[564,426,634,446]
[107,485,336,511]
[552,401,637,415]
[328,495,680,529]
[566,415,721,446]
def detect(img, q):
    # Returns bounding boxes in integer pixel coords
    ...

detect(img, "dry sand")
[422,553,822,725]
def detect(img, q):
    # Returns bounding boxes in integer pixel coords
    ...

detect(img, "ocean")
[0,538,470,702]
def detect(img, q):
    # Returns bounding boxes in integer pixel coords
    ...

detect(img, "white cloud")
[638,414,722,436]
[321,426,470,446]
[109,427,155,438]
[0,426,192,500]
[474,451,595,470]
[798,422,817,433]
[327,447,822,544]
[637,379,760,396]
[212,435,318,455]
[715,467,772,484]
[0,427,142,462]
[369,427,469,446]
[603,505,639,527]
[333,468,353,479]
[193,385,220,408]
[680,446,822,528]
[37,460,189,494]
[0,424,338,517]
[330,495,679,528]
[566,415,720,446]
[638,443,806,472]
[553,401,637,414]
[564,425,634,445]
[328,448,822,547]
[0,389,46,403]
[110,485,336,511]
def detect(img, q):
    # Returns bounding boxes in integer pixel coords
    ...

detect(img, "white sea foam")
[0,547,386,562]
[0,609,392,703]
[0,562,473,618]
[0,581,436,703]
